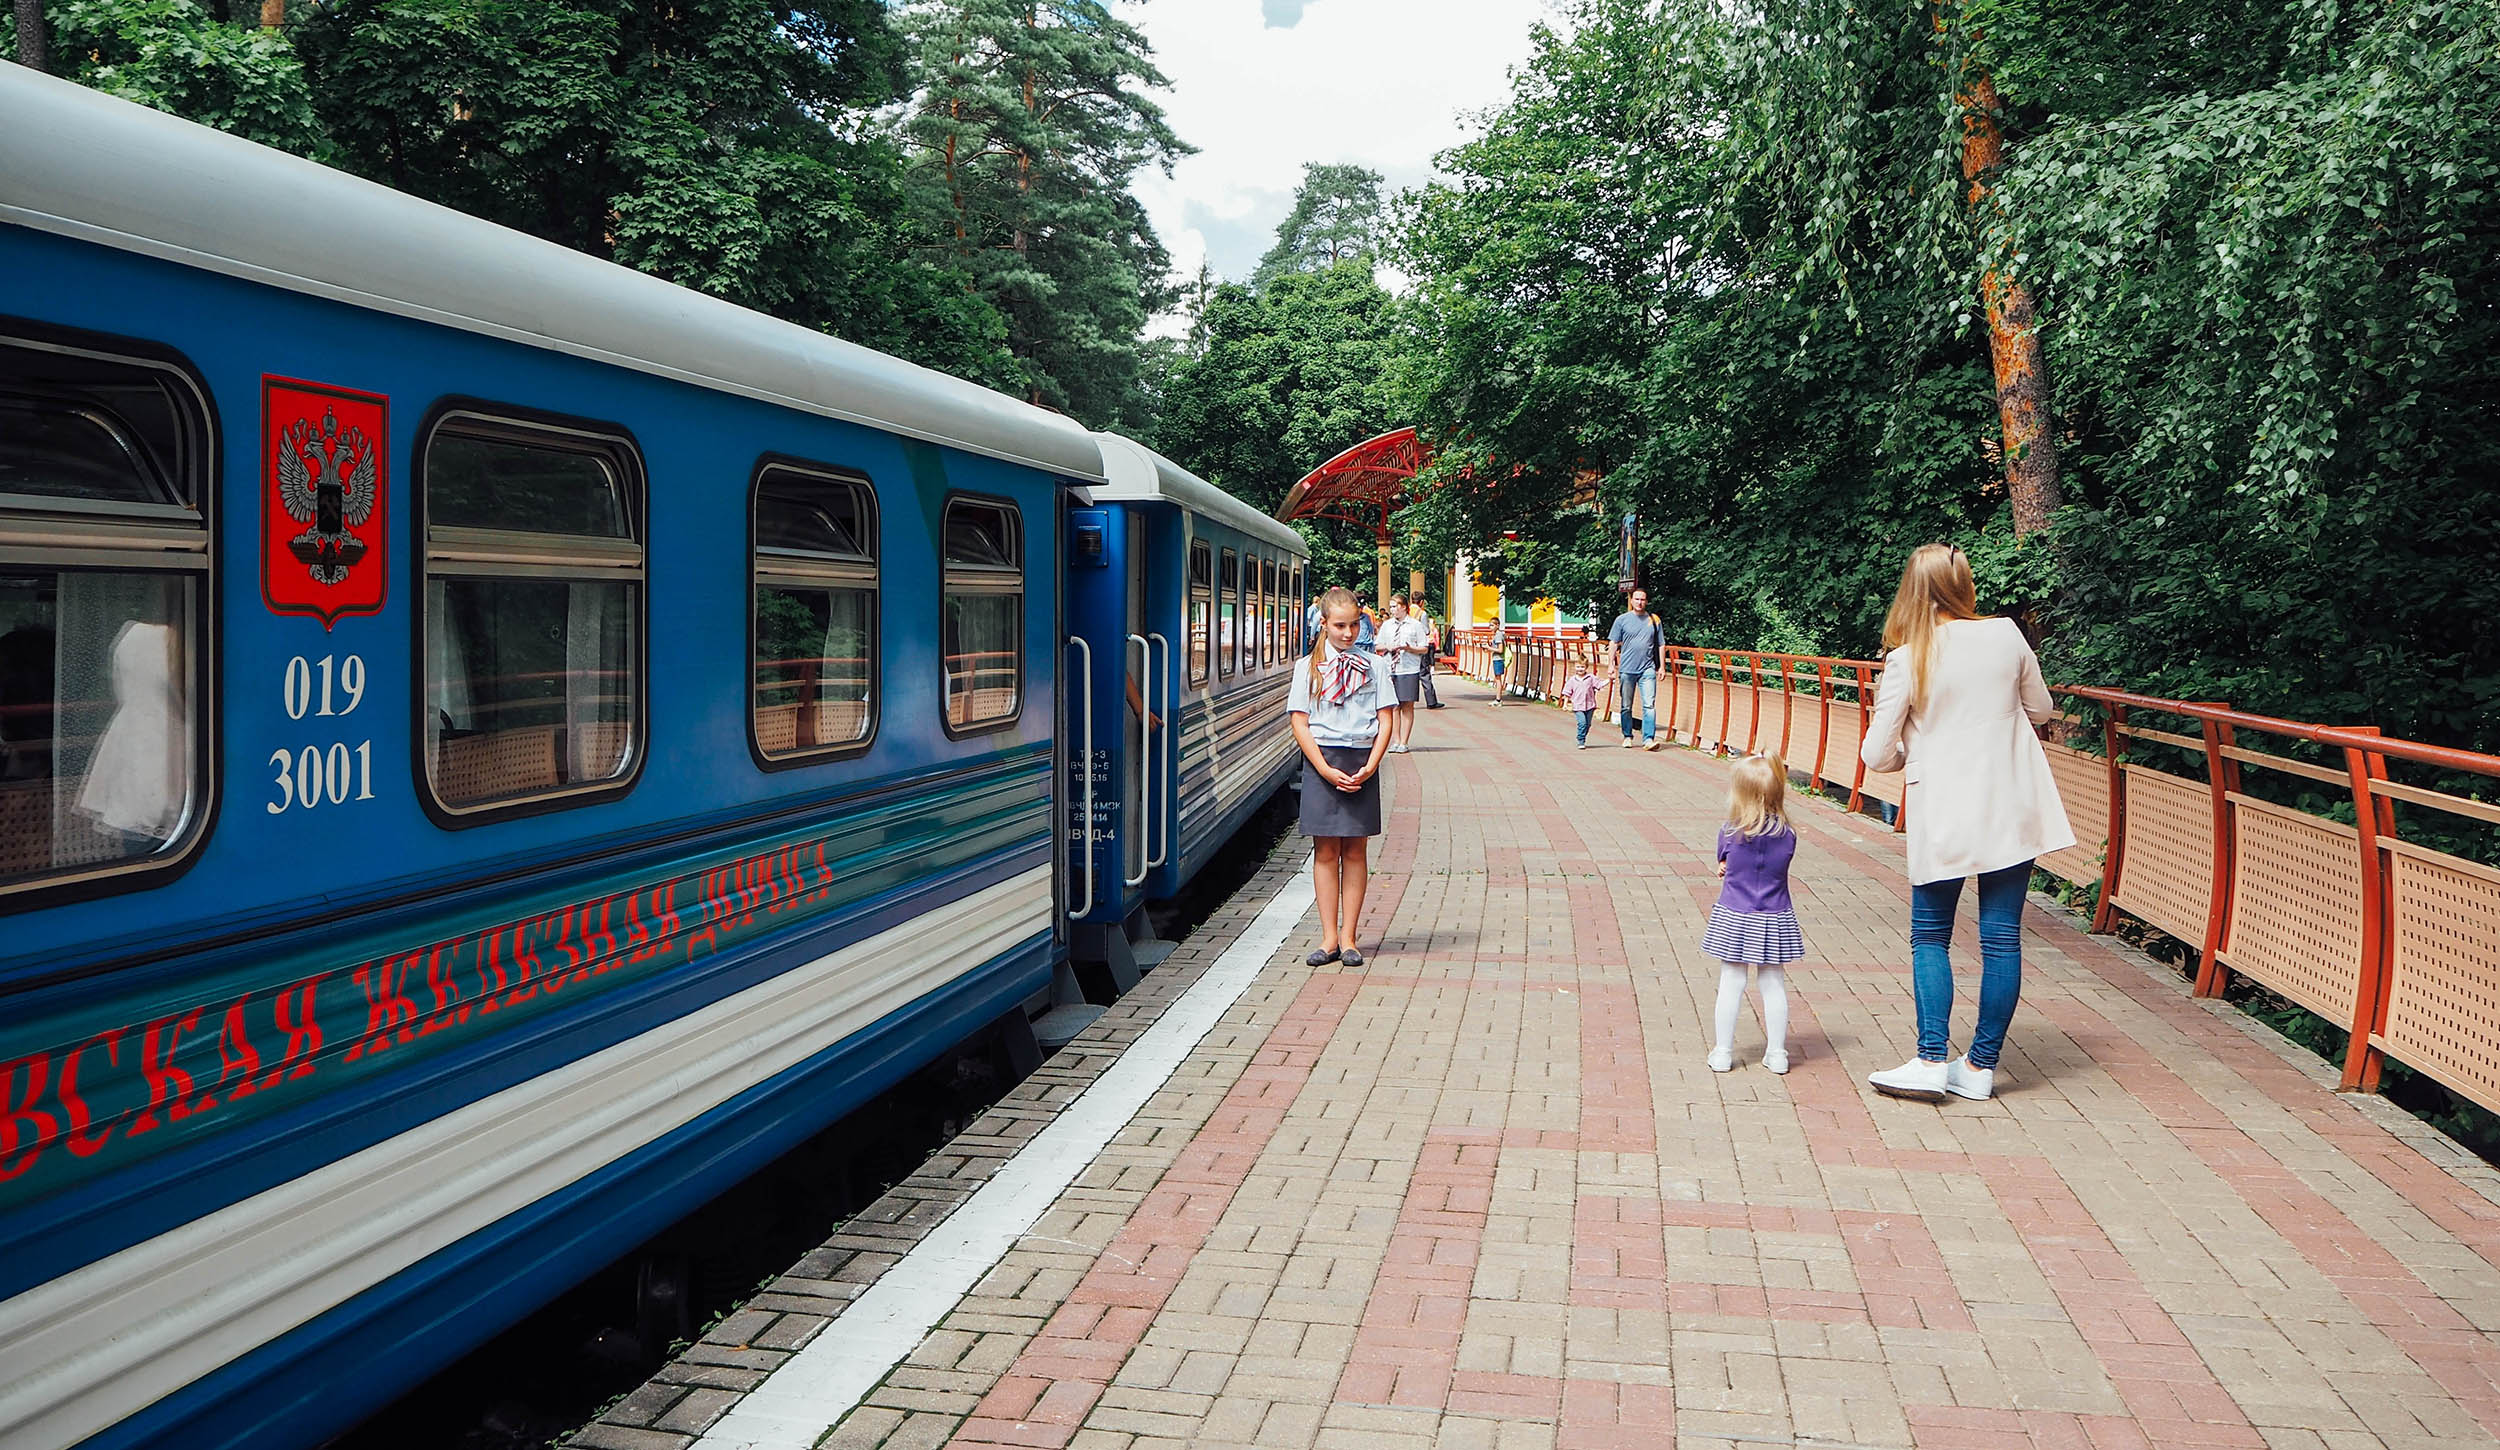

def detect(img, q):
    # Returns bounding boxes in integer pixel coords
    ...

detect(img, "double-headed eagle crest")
[276,405,378,585]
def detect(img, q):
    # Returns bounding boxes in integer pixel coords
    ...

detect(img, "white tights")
[1714,963,1788,1057]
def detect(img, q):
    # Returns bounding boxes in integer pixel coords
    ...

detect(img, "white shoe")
[1707,1047,1734,1073]
[1945,1056,1994,1101]
[1762,1050,1789,1075]
[1868,1057,1949,1102]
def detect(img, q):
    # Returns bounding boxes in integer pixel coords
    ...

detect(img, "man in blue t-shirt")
[1608,588,1663,749]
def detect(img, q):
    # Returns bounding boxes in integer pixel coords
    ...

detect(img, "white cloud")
[1128,0,1553,331]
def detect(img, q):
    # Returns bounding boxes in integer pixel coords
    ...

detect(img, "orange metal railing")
[1450,628,2500,1115]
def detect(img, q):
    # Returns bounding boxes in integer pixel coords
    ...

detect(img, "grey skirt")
[1301,744,1383,838]
[1391,672,1422,704]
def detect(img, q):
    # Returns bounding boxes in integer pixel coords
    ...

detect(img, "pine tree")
[1253,163,1385,286]
[898,0,1190,427]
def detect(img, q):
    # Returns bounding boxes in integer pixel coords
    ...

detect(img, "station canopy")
[1272,427,1431,540]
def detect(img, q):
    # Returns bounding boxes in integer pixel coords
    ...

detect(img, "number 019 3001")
[269,653,376,815]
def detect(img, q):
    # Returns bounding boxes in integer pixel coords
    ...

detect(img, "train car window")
[941,496,1022,733]
[1262,558,1278,665]
[1290,564,1305,651]
[1187,540,1211,686]
[0,333,213,903]
[753,462,876,764]
[1237,555,1254,676]
[420,412,644,819]
[1216,549,1236,679]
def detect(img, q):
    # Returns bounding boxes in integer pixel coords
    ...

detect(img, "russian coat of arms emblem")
[262,377,388,627]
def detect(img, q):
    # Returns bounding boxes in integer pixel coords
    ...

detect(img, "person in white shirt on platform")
[1859,544,2073,1104]
[1290,587,1395,967]
[1381,593,1432,753]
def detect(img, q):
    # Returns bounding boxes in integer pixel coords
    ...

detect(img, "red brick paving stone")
[1333,1130,1499,1412]
[944,971,1364,1449]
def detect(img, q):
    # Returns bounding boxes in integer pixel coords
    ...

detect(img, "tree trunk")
[14,0,48,73]
[1960,69,2060,537]
[261,0,284,26]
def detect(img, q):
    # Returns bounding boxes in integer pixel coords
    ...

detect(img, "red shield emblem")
[262,377,388,627]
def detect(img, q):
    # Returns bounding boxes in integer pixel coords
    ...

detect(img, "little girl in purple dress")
[1704,754,1804,1073]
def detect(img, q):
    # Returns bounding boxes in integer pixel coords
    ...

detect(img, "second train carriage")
[1063,436,1307,974]
[0,68,1301,1450]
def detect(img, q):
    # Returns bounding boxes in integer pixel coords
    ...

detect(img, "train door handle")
[1068,635,1095,920]
[1147,632,1171,870]
[1125,632,1152,888]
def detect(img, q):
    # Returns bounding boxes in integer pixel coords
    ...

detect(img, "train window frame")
[1290,564,1305,652]
[1237,554,1255,675]
[748,456,879,770]
[1262,557,1278,666]
[1187,539,1211,687]
[413,403,648,827]
[1216,548,1237,680]
[938,493,1025,738]
[0,322,218,912]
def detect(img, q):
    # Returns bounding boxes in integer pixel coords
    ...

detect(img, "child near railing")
[1562,654,1603,747]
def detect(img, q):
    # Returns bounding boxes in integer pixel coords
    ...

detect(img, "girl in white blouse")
[1859,545,2073,1103]
[1289,587,1394,966]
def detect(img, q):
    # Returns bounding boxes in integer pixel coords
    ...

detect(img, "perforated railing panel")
[2381,844,2500,1116]
[2039,743,2110,885]
[2112,765,2216,945]
[2219,795,2363,1022]
[1826,701,1867,796]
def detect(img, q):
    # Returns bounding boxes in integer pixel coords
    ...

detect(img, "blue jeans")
[1910,862,2032,1069]
[1618,670,1657,741]
[1574,709,1594,743]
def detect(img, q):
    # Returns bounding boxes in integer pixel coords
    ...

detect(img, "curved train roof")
[0,69,1105,483]
[1092,433,1306,556]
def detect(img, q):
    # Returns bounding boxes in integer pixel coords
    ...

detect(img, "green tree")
[1253,162,1385,286]
[896,0,1190,428]
[45,0,1018,386]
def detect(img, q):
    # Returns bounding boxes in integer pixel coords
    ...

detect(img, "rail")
[1451,627,2500,1116]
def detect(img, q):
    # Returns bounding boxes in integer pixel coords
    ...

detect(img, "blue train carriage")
[0,70,1102,1450]
[1060,434,1305,984]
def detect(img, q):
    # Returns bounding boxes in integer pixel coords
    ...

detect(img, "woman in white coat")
[1859,545,2073,1103]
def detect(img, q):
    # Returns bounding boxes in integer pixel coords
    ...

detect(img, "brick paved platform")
[579,678,2500,1450]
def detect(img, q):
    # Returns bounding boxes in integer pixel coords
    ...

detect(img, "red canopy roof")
[1272,427,1430,541]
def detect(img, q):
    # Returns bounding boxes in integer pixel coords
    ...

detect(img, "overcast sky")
[1127,0,1555,318]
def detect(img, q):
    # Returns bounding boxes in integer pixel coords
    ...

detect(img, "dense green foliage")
[896,0,1187,427]
[34,0,1190,424]
[1394,0,2500,753]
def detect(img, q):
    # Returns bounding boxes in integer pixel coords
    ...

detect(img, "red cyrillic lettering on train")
[547,909,584,989]
[620,888,653,964]
[265,974,327,1088]
[61,1029,124,1156]
[813,840,835,899]
[417,944,466,1037]
[127,1006,207,1135]
[471,928,508,1013]
[501,921,543,1008]
[203,1000,260,1111]
[0,1053,57,1181]
[343,956,419,1061]
[582,898,622,977]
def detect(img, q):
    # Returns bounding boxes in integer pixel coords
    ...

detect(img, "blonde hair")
[1880,544,1983,716]
[1726,754,1790,837]
[1306,586,1361,677]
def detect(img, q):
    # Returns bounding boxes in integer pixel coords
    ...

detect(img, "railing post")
[1663,648,1681,748]
[1847,666,1873,815]
[2092,704,2130,934]
[1775,656,1794,762]
[2340,734,2394,1093]
[2192,714,2240,998]
[1813,662,1832,790]
[1711,652,1731,756]
[1743,653,1763,753]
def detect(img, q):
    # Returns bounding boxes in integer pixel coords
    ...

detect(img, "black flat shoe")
[1307,947,1341,966]
[1339,947,1365,967]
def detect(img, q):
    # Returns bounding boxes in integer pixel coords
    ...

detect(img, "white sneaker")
[1707,1047,1735,1073]
[1945,1057,1994,1101]
[1762,1050,1790,1075]
[1868,1057,1949,1102]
